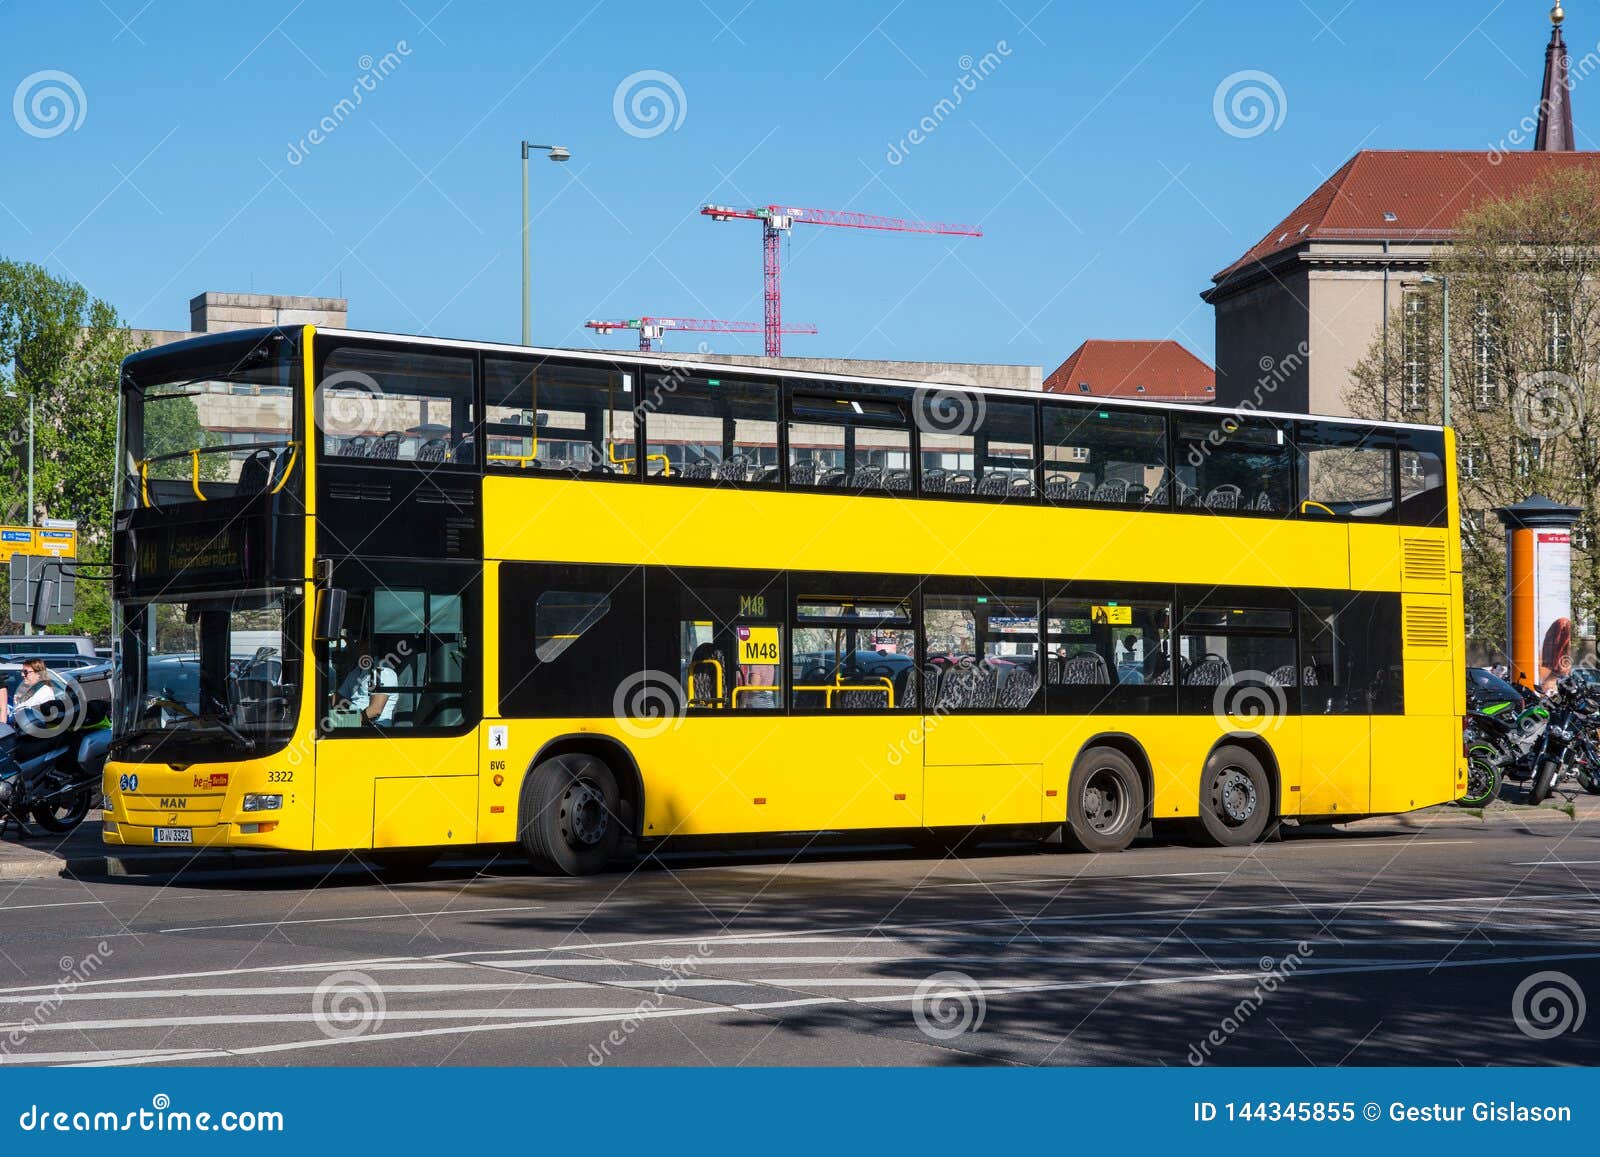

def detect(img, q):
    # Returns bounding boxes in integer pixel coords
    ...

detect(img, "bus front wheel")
[519,754,623,876]
[1189,745,1273,847]
[1062,748,1146,854]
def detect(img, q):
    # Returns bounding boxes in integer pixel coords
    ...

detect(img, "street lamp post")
[521,141,570,345]
[4,388,36,634]
[1422,272,1452,428]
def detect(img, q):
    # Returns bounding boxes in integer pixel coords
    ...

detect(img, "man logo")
[159,798,187,810]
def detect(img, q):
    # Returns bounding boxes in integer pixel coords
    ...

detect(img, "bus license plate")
[154,827,192,845]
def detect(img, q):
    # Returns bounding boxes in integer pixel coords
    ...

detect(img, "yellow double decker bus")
[104,325,1465,875]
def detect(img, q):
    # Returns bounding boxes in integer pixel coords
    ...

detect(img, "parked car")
[0,655,103,702]
[0,636,100,662]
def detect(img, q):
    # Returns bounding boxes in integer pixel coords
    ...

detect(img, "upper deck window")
[1294,421,1395,520]
[643,374,779,483]
[485,357,636,476]
[125,333,299,508]
[918,397,1037,499]
[318,345,474,465]
[1173,416,1292,514]
[1042,403,1168,507]
[788,387,913,494]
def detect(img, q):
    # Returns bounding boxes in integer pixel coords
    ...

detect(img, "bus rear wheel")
[519,754,622,876]
[1189,745,1273,847]
[1062,748,1146,854]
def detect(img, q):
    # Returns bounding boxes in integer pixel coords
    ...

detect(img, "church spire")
[1536,4,1575,150]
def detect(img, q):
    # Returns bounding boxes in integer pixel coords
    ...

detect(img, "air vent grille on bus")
[1401,537,1449,582]
[1404,604,1451,649]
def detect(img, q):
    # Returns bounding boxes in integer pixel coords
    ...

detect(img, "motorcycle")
[1460,670,1549,807]
[0,666,114,838]
[1521,673,1600,804]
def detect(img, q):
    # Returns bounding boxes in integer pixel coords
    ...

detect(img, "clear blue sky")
[0,0,1582,370]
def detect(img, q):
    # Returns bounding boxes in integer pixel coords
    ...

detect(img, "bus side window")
[924,594,1039,712]
[790,594,916,711]
[1300,592,1403,714]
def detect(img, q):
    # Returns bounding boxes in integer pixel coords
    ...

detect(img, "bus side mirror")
[315,589,348,641]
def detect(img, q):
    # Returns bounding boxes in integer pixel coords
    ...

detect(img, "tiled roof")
[1212,149,1600,283]
[1043,339,1215,401]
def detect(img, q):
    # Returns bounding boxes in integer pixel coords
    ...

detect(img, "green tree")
[1343,168,1600,666]
[0,258,141,640]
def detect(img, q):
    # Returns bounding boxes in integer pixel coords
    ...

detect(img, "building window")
[1574,523,1593,552]
[1515,436,1541,477]
[1472,299,1499,408]
[1546,299,1570,369]
[1579,599,1597,639]
[1460,440,1477,480]
[1401,290,1429,413]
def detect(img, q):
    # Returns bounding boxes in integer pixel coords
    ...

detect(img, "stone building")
[1205,5,1592,417]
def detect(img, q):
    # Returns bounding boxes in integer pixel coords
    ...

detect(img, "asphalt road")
[1,820,1598,1067]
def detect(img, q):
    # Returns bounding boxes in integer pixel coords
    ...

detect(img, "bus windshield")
[123,333,299,508]
[114,589,301,762]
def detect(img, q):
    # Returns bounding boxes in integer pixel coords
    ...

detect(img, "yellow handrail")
[139,460,151,508]
[189,450,205,501]
[1299,500,1336,516]
[269,441,301,494]
[792,676,896,708]
[688,657,725,708]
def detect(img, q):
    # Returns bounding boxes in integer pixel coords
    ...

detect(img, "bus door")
[313,562,481,851]
[920,589,1044,827]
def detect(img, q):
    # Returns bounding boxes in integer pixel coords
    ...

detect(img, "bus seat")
[236,448,276,496]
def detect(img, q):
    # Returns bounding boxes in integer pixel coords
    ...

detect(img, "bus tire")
[1062,747,1146,854]
[520,754,622,876]
[1190,745,1272,847]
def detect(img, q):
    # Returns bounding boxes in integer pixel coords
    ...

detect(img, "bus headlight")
[241,794,283,812]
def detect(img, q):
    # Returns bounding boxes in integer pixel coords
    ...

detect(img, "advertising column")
[1496,495,1582,691]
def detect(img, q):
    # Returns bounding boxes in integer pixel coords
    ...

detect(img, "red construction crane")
[700,203,983,356]
[585,315,818,353]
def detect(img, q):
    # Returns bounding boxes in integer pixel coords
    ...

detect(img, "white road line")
[61,948,1600,1067]
[2,1048,222,1066]
[4,1007,663,1033]
[1512,860,1600,867]
[3,890,1595,998]
[158,904,543,933]
[0,900,110,913]
[915,871,1232,889]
